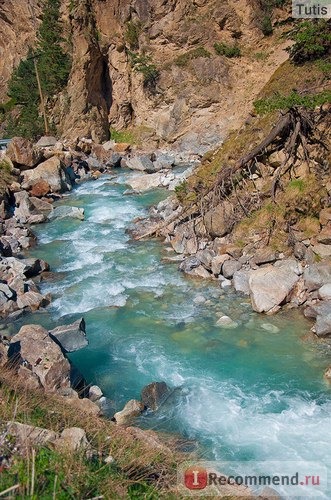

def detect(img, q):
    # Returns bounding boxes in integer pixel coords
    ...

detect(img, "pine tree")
[37,0,71,96]
[5,0,71,138]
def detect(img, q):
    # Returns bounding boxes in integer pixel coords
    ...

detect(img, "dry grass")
[0,369,187,499]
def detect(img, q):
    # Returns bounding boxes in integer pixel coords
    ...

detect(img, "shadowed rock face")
[0,0,289,148]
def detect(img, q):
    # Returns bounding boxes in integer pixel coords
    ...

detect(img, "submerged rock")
[49,318,88,353]
[141,381,170,411]
[48,206,84,221]
[216,315,238,329]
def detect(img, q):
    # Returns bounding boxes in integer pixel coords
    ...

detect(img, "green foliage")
[256,0,288,36]
[261,16,273,36]
[214,42,241,58]
[125,20,142,50]
[110,128,135,144]
[253,90,331,114]
[253,51,269,61]
[287,20,331,64]
[175,180,189,201]
[174,47,211,66]
[5,0,71,139]
[0,159,12,173]
[129,52,159,92]
[315,58,331,77]
[36,0,72,96]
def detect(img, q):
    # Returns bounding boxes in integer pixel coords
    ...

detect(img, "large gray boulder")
[313,301,331,337]
[8,324,71,391]
[48,206,84,221]
[126,155,155,172]
[233,269,251,295]
[222,259,242,279]
[248,264,300,313]
[49,318,88,353]
[22,156,72,193]
[303,263,331,292]
[141,381,170,411]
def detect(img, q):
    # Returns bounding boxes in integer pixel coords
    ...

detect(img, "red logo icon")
[184,466,208,490]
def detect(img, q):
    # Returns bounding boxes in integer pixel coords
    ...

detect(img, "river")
[17,171,331,497]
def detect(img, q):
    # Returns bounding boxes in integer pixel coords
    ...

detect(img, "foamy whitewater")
[22,172,331,498]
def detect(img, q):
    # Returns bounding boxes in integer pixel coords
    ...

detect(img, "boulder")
[233,270,251,295]
[222,259,242,279]
[0,257,49,280]
[303,263,331,292]
[261,323,280,333]
[253,248,277,265]
[88,385,103,402]
[65,397,101,416]
[313,301,331,337]
[8,324,71,391]
[211,254,230,275]
[6,421,57,450]
[317,226,331,245]
[128,172,163,192]
[53,427,90,452]
[319,208,331,226]
[189,265,213,279]
[49,318,88,353]
[216,315,238,329]
[35,136,57,148]
[113,399,144,425]
[30,197,53,214]
[195,249,215,271]
[6,137,41,170]
[48,206,84,221]
[102,140,116,151]
[141,381,170,411]
[126,155,155,172]
[203,201,234,238]
[29,180,52,197]
[179,256,201,274]
[318,284,331,301]
[248,264,300,313]
[324,365,331,382]
[170,222,198,255]
[22,156,72,193]
[311,243,331,258]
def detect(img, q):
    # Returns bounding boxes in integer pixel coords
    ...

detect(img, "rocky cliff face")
[0,0,290,149]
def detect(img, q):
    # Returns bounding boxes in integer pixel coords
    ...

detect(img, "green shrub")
[214,42,241,58]
[129,52,159,92]
[253,90,331,114]
[125,20,142,50]
[287,20,331,64]
[261,16,273,36]
[174,47,211,66]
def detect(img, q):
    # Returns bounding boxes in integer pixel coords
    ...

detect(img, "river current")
[16,172,331,497]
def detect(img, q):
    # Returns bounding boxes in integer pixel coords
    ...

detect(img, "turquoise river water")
[17,172,331,497]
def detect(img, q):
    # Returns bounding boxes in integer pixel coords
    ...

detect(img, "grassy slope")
[0,371,182,499]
